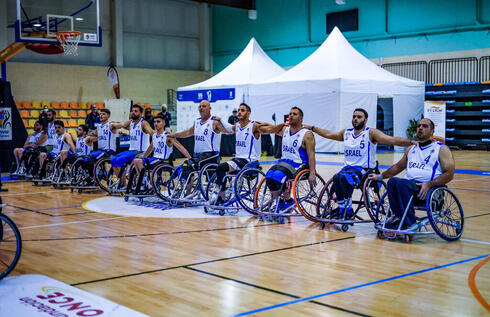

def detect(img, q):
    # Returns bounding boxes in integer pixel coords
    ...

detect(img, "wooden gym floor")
[1,151,489,316]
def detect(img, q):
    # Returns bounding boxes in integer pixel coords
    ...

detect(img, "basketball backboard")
[13,0,101,47]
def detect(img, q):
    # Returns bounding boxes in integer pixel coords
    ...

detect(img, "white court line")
[1,189,68,196]
[460,238,490,246]
[451,176,490,182]
[18,216,129,230]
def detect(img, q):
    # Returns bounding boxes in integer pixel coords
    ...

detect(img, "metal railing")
[166,89,177,112]
[480,56,490,82]
[381,61,427,82]
[428,57,478,83]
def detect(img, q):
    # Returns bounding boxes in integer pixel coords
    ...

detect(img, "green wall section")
[212,0,490,72]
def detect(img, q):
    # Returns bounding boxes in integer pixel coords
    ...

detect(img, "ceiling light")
[75,17,84,21]
[336,0,346,4]
[33,23,41,27]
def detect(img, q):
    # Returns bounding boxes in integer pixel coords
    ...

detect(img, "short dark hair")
[239,103,251,112]
[100,108,111,115]
[154,114,165,121]
[48,109,56,116]
[132,104,143,113]
[291,106,304,117]
[54,120,64,127]
[353,108,368,119]
[79,124,88,133]
[421,118,435,130]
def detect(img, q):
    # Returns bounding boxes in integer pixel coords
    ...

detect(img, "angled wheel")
[151,163,175,201]
[292,169,326,222]
[315,177,336,221]
[198,163,218,200]
[426,187,464,241]
[235,168,265,215]
[253,176,277,215]
[93,158,114,193]
[363,178,387,223]
[126,165,139,195]
[0,214,22,280]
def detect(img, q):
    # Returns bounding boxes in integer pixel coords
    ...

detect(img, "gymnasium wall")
[6,62,210,104]
[211,0,490,72]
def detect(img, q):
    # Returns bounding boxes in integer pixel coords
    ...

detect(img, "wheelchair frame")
[375,186,464,242]
[69,155,98,193]
[0,204,22,280]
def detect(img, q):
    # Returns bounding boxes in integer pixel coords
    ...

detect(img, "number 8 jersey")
[194,116,221,154]
[343,127,376,169]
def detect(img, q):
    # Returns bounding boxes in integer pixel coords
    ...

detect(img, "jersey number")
[292,140,298,148]
[424,155,431,164]
[360,140,365,149]
[203,128,208,136]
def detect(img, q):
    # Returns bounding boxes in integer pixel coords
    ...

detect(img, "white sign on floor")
[0,274,148,317]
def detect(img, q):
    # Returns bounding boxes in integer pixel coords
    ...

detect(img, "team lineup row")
[11,100,464,241]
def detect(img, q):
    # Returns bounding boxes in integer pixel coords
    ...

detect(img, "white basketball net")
[57,32,81,56]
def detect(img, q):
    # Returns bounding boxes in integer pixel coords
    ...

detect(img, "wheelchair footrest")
[375,224,434,235]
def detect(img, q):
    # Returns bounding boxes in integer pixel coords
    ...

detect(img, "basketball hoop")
[57,31,82,56]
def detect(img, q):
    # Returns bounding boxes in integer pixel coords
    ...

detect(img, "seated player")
[213,103,262,204]
[134,114,191,174]
[304,108,415,218]
[86,108,119,160]
[368,118,455,229]
[12,121,48,175]
[261,106,317,211]
[37,120,76,179]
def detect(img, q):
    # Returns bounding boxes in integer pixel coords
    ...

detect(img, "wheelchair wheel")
[426,187,464,241]
[126,165,139,195]
[315,178,337,222]
[93,158,114,193]
[363,179,387,223]
[375,192,390,225]
[235,168,265,215]
[292,169,326,222]
[0,213,22,280]
[253,176,278,214]
[206,174,233,205]
[151,163,175,201]
[198,163,218,201]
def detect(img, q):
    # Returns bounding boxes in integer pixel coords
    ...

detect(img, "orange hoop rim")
[57,31,82,43]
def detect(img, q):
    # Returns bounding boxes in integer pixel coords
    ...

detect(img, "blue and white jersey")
[97,121,117,151]
[194,116,221,154]
[281,127,308,165]
[343,127,376,169]
[152,132,172,160]
[47,122,56,146]
[406,142,443,183]
[129,119,150,152]
[52,133,70,155]
[28,131,47,146]
[235,121,261,161]
[75,136,93,156]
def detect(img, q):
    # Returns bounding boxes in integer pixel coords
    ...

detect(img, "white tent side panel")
[393,94,424,152]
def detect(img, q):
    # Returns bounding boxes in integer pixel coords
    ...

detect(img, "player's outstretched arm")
[142,121,155,136]
[111,120,131,130]
[368,147,410,181]
[169,126,194,139]
[259,122,286,136]
[370,128,414,147]
[170,137,192,159]
[303,125,344,141]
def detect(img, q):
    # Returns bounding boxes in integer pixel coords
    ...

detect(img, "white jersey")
[28,131,47,146]
[47,122,56,146]
[194,116,221,154]
[343,127,376,169]
[152,132,173,160]
[75,136,93,156]
[281,127,309,165]
[235,121,261,161]
[52,133,70,155]
[406,142,443,183]
[129,119,150,152]
[97,121,117,151]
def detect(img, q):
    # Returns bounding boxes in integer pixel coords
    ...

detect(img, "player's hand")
[416,182,431,200]
[367,173,379,181]
[308,172,317,188]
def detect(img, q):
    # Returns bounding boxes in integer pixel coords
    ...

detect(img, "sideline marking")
[468,256,490,311]
[461,238,490,246]
[18,216,129,230]
[1,189,68,196]
[232,253,490,317]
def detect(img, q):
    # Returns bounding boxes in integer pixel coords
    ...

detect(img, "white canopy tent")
[176,38,285,131]
[248,27,425,152]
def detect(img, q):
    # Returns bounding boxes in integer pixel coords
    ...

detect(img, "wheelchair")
[164,160,219,206]
[248,166,326,223]
[203,161,261,216]
[313,164,387,232]
[375,186,464,242]
[123,159,174,204]
[70,155,98,193]
[93,155,132,195]
[10,149,41,179]
[0,196,22,280]
[51,157,76,188]
[32,155,58,186]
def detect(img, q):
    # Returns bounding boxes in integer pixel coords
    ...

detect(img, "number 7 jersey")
[343,127,376,169]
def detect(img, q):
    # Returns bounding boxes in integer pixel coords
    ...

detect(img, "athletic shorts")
[265,159,302,184]
[47,151,59,161]
[227,158,250,171]
[142,157,165,169]
[111,150,138,167]
[90,150,115,161]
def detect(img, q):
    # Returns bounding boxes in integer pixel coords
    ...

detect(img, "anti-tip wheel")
[124,196,129,202]
[70,188,74,193]
[219,210,225,216]
[341,224,349,232]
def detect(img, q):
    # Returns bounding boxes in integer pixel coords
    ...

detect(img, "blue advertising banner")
[177,88,235,103]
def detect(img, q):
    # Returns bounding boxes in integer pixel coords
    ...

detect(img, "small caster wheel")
[405,235,413,243]
[139,198,143,204]
[384,231,396,239]
[78,189,82,193]
[53,184,57,188]
[124,196,129,202]
[341,224,349,232]
[377,230,384,239]
[203,207,208,213]
[320,222,326,229]
[278,216,284,224]
[219,210,225,216]
[70,188,74,193]
[33,181,38,186]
